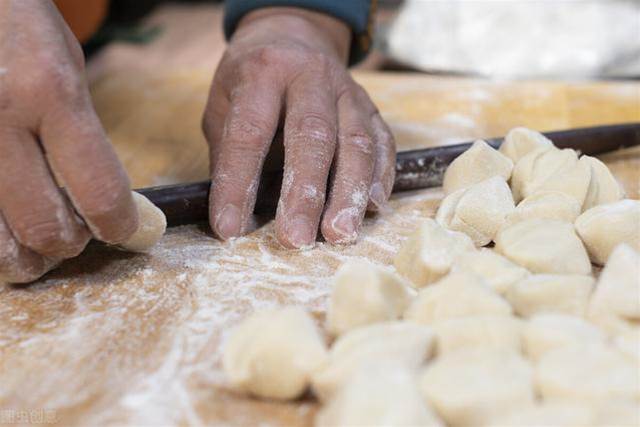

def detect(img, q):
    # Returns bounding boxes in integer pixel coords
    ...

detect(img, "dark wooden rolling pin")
[138,123,640,226]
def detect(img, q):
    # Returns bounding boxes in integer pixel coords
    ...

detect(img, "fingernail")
[370,182,387,209]
[287,215,315,248]
[215,204,242,239]
[332,209,358,243]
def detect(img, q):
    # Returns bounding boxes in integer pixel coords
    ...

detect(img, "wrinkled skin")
[203,7,395,248]
[0,2,395,283]
[0,0,137,283]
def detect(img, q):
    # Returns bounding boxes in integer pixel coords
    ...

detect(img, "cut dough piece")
[490,402,595,427]
[452,249,529,296]
[510,147,591,204]
[404,272,512,324]
[614,334,640,366]
[436,176,515,246]
[507,274,595,318]
[316,363,444,427]
[536,343,639,402]
[326,259,412,337]
[523,313,605,361]
[499,127,555,163]
[433,315,522,355]
[581,155,625,210]
[589,243,640,320]
[575,199,640,265]
[311,322,434,402]
[223,307,327,400]
[120,192,167,252]
[503,191,581,228]
[495,219,591,275]
[394,219,475,288]
[420,349,535,427]
[442,140,513,195]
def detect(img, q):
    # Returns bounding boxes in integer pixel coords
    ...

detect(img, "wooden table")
[1,5,639,426]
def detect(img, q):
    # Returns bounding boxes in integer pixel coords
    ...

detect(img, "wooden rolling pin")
[138,123,640,226]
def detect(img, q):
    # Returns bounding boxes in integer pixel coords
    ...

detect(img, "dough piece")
[436,176,515,246]
[316,363,444,427]
[452,249,529,296]
[433,315,522,355]
[574,199,640,265]
[523,313,605,361]
[507,274,595,317]
[614,334,640,366]
[536,343,639,402]
[394,219,475,288]
[495,219,591,275]
[442,140,513,195]
[120,192,167,252]
[503,191,581,228]
[499,127,555,163]
[420,349,535,426]
[490,402,595,427]
[510,147,591,204]
[581,155,625,211]
[223,307,327,400]
[403,272,512,324]
[311,322,434,402]
[589,244,640,320]
[326,259,412,337]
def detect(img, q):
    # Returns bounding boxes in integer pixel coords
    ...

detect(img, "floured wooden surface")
[1,67,639,425]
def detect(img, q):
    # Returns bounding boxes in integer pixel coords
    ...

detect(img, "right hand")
[0,0,137,283]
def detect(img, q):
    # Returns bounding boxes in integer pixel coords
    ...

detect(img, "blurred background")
[55,0,640,79]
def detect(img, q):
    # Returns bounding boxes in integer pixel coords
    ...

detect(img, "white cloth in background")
[385,0,640,78]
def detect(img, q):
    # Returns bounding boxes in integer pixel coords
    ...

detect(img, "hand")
[0,0,137,283]
[203,7,395,248]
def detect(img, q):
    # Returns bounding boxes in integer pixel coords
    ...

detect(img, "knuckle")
[224,114,272,150]
[11,214,80,257]
[31,63,86,102]
[292,113,336,145]
[342,129,374,155]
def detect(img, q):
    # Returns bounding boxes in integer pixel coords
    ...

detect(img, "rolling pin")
[138,123,640,226]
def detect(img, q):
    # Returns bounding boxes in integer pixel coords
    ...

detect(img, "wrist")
[235,7,351,63]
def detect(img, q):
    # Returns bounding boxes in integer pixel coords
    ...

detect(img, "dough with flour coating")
[503,191,581,228]
[420,348,534,426]
[223,307,327,400]
[404,272,512,324]
[490,402,595,427]
[536,343,639,402]
[507,274,595,317]
[495,219,591,275]
[580,155,625,210]
[433,315,522,355]
[499,127,555,163]
[394,219,475,288]
[311,322,434,402]
[316,364,444,427]
[120,192,167,252]
[510,147,591,204]
[442,140,513,195]
[452,249,529,296]
[523,313,606,361]
[436,176,515,246]
[574,199,640,265]
[326,259,412,337]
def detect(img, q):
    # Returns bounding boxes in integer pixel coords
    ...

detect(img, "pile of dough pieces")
[223,128,640,426]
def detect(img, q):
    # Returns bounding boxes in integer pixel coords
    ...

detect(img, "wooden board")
[1,4,639,423]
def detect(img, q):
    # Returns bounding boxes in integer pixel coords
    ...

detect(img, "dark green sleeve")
[224,0,375,65]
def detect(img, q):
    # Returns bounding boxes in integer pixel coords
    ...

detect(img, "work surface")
[1,68,640,425]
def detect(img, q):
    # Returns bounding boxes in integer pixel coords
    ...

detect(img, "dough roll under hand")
[119,192,167,252]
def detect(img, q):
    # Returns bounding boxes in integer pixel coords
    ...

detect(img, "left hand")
[202,7,395,248]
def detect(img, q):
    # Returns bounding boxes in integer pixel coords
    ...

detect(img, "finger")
[367,113,396,212]
[208,78,282,239]
[0,127,91,258]
[39,95,138,245]
[321,87,376,244]
[275,72,338,249]
[0,211,58,284]
[202,78,230,174]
